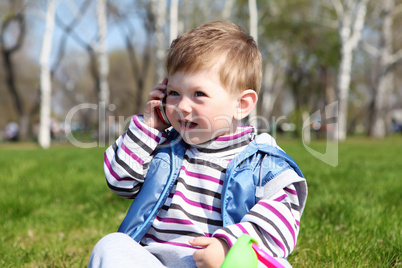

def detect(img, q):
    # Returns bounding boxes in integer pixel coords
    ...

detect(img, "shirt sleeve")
[212,183,302,258]
[104,115,168,199]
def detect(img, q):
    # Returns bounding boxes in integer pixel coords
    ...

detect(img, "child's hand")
[143,78,170,131]
[189,237,229,268]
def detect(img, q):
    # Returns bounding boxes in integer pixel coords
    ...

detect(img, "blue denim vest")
[118,132,304,241]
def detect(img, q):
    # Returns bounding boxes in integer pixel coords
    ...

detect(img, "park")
[1,0,401,267]
[1,138,401,266]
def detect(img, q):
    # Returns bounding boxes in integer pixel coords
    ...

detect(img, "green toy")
[221,234,285,268]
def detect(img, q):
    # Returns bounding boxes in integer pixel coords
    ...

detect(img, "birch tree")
[367,0,402,137]
[53,0,110,143]
[249,0,258,43]
[248,0,258,130]
[96,0,109,145]
[257,1,290,132]
[169,0,178,44]
[38,0,56,149]
[260,51,286,121]
[152,0,167,82]
[332,0,369,141]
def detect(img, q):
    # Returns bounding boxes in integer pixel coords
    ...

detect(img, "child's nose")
[176,97,192,114]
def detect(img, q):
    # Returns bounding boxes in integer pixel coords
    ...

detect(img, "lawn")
[0,137,401,267]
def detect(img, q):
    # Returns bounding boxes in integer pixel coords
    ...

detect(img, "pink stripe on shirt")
[121,142,144,165]
[174,191,221,213]
[284,187,297,195]
[132,115,161,143]
[236,223,250,235]
[181,166,223,185]
[216,127,253,141]
[268,233,287,257]
[104,152,133,182]
[260,201,296,245]
[213,233,234,247]
[155,215,194,225]
[273,194,287,202]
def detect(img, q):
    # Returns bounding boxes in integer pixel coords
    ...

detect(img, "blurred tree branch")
[51,0,91,76]
[0,1,31,140]
[108,1,156,114]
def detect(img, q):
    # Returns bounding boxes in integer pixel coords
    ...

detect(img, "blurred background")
[1,0,401,148]
[1,2,401,266]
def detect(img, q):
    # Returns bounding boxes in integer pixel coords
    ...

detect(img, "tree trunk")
[369,0,400,138]
[249,0,258,43]
[260,61,285,120]
[370,72,393,137]
[337,44,353,141]
[248,0,258,130]
[169,0,178,44]
[153,0,167,82]
[335,0,368,141]
[38,0,56,149]
[96,0,110,145]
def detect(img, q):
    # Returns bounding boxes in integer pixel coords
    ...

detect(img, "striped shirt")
[104,115,302,258]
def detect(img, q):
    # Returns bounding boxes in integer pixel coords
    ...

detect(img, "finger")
[189,237,213,247]
[144,99,161,115]
[192,248,205,263]
[149,90,166,100]
[149,82,167,99]
[154,80,168,90]
[149,99,162,108]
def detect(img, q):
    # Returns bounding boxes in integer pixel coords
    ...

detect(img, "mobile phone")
[156,93,170,125]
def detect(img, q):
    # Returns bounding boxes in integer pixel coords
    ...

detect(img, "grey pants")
[88,233,196,268]
[88,232,292,267]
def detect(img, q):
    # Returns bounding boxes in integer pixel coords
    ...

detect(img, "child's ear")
[234,89,258,120]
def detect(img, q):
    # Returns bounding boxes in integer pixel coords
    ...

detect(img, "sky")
[22,0,146,65]
[4,0,149,118]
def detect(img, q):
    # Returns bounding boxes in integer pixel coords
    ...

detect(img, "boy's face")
[165,69,240,145]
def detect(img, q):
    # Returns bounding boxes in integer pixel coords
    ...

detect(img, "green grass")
[0,137,401,267]
[285,137,402,267]
[0,145,128,267]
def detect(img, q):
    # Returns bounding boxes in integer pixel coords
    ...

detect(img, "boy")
[89,21,307,268]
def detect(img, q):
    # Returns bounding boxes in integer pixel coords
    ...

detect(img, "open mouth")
[180,120,198,130]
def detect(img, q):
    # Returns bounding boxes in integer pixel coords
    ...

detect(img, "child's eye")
[168,90,179,96]
[195,91,205,97]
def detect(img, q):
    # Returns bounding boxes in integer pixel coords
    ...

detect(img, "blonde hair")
[166,21,262,94]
